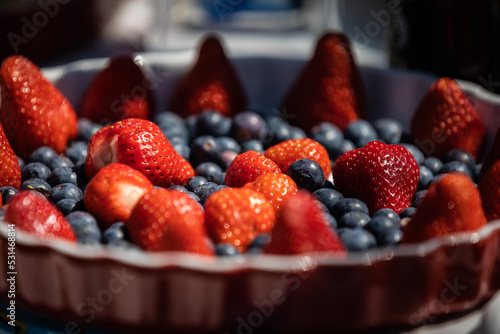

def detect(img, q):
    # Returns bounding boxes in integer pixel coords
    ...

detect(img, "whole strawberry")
[128,187,213,255]
[0,55,77,158]
[244,173,298,212]
[79,55,155,124]
[332,141,419,214]
[5,190,76,242]
[224,150,281,187]
[204,187,276,252]
[403,173,487,243]
[169,34,247,118]
[410,77,485,159]
[265,191,345,255]
[282,32,366,132]
[0,122,21,189]
[264,138,331,177]
[83,163,154,229]
[478,160,500,221]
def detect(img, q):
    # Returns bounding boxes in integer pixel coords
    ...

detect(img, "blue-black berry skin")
[102,222,129,244]
[338,211,371,229]
[17,156,24,170]
[195,110,231,137]
[47,156,74,171]
[168,185,189,193]
[412,190,428,208]
[49,183,84,204]
[338,228,377,252]
[77,118,101,142]
[215,243,240,256]
[29,146,58,165]
[309,122,344,156]
[0,186,19,204]
[372,208,400,222]
[193,181,218,198]
[401,143,424,165]
[22,162,51,181]
[400,207,417,219]
[154,111,184,132]
[230,111,267,142]
[439,161,472,179]
[331,198,369,221]
[418,165,434,190]
[313,188,344,214]
[376,228,403,246]
[373,118,403,144]
[215,137,240,154]
[20,179,51,195]
[195,162,223,182]
[48,166,78,187]
[289,126,306,139]
[287,159,325,192]
[265,116,293,146]
[200,185,228,205]
[56,199,84,216]
[442,149,476,170]
[66,211,101,245]
[240,140,264,154]
[365,215,402,246]
[185,176,209,192]
[190,135,221,167]
[65,141,88,163]
[331,139,356,161]
[344,120,378,148]
[423,157,443,175]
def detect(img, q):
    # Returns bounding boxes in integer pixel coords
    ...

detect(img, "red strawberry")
[204,187,276,252]
[79,55,155,124]
[410,77,485,159]
[5,190,76,242]
[478,160,500,221]
[265,190,345,255]
[479,126,500,180]
[128,187,213,255]
[0,122,21,189]
[83,163,154,229]
[244,173,298,212]
[282,32,366,132]
[171,156,195,186]
[84,118,191,188]
[332,141,419,214]
[0,55,77,158]
[224,150,281,187]
[403,173,487,243]
[264,138,332,177]
[169,34,247,118]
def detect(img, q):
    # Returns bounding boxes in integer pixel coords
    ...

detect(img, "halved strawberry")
[478,160,500,221]
[224,150,281,187]
[128,187,213,255]
[410,77,485,159]
[83,163,154,229]
[264,190,345,255]
[0,122,21,189]
[168,34,247,118]
[282,32,366,132]
[204,187,276,252]
[0,55,77,158]
[5,190,76,242]
[403,173,487,243]
[79,55,155,124]
[243,172,298,212]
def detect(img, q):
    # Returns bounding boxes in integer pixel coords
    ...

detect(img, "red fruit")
[410,77,485,159]
[204,187,276,252]
[478,160,500,221]
[224,151,281,187]
[264,138,332,177]
[479,126,500,180]
[128,187,213,255]
[5,190,76,242]
[83,163,154,229]
[0,122,21,189]
[79,55,155,124]
[244,173,298,212]
[332,141,419,214]
[265,191,345,255]
[282,32,366,132]
[169,34,247,118]
[84,118,188,187]
[403,173,487,243]
[171,156,195,186]
[0,55,77,158]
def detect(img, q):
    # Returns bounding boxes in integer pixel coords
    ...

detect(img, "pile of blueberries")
[0,109,483,256]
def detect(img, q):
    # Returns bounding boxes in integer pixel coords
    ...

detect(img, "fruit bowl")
[1,51,500,333]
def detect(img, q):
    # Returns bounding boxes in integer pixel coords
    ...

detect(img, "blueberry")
[372,208,400,222]
[47,155,74,170]
[168,185,189,193]
[49,183,84,204]
[162,125,189,142]
[66,211,101,245]
[400,207,416,219]
[22,162,51,181]
[240,140,264,154]
[56,198,84,215]
[215,243,240,256]
[442,149,475,170]
[200,185,228,205]
[265,116,293,146]
[331,198,369,221]
[17,156,24,169]
[192,181,217,198]
[324,212,338,230]
[287,159,325,192]
[154,111,184,131]
[219,150,238,169]
[0,186,19,204]
[418,165,433,190]
[102,222,130,244]
[373,118,403,144]
[195,110,231,137]
[331,139,356,161]
[190,135,221,167]
[376,228,403,246]
[289,126,306,139]
[230,111,267,142]
[184,114,198,142]
[321,179,335,189]
[412,190,428,207]
[185,176,209,191]
[20,179,51,195]
[212,171,226,185]
[313,188,344,214]
[439,161,472,179]
[48,166,78,187]
[365,215,401,245]
[195,162,222,182]
[215,136,241,154]
[65,141,88,163]
[338,211,371,229]
[170,137,191,160]
[344,120,378,147]
[29,146,58,165]
[423,157,443,175]
[77,118,102,141]
[338,228,377,252]
[309,122,343,156]
[401,143,424,165]
[246,234,271,254]
[473,164,482,183]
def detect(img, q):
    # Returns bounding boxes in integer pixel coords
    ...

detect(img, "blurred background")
[1,0,499,93]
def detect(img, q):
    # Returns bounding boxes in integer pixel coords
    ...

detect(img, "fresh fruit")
[65,211,102,245]
[79,55,155,124]
[243,172,298,212]
[83,163,154,229]
[403,173,487,243]
[479,127,500,180]
[265,190,346,255]
[282,32,366,132]
[224,150,281,187]
[478,160,500,221]
[4,190,76,242]
[332,141,419,215]
[169,34,247,118]
[0,55,77,158]
[286,159,325,192]
[264,138,331,177]
[0,122,21,189]
[127,187,213,255]
[410,77,485,159]
[204,187,276,252]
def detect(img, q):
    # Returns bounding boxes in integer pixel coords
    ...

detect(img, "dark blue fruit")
[20,179,51,195]
[49,183,84,204]
[29,146,58,165]
[66,211,101,245]
[195,162,222,182]
[47,155,74,171]
[190,135,221,167]
[376,228,403,246]
[195,110,231,137]
[338,228,377,252]
[215,243,240,256]
[423,157,443,175]
[401,143,424,165]
[265,116,293,146]
[344,120,378,148]
[412,190,428,207]
[56,199,85,216]
[439,161,472,179]
[338,211,371,229]
[289,126,306,139]
[169,137,191,160]
[168,185,189,193]
[230,111,267,142]
[309,122,343,156]
[102,222,129,244]
[48,166,78,187]
[331,139,356,161]
[373,118,403,144]
[192,181,218,198]
[399,206,416,219]
[185,176,209,192]
[200,185,228,205]
[365,215,401,246]
[331,198,369,221]
[240,140,264,154]
[247,234,271,252]
[22,162,51,181]
[77,118,102,142]
[0,186,19,204]
[418,165,433,190]
[215,136,240,154]
[313,188,344,214]
[442,149,475,170]
[65,141,88,163]
[372,208,400,222]
[286,159,325,192]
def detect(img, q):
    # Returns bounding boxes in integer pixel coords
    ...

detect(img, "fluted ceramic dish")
[1,50,500,333]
